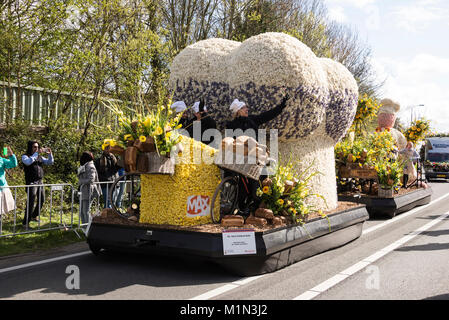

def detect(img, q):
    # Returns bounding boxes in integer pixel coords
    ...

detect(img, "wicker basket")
[137,152,175,175]
[215,151,265,180]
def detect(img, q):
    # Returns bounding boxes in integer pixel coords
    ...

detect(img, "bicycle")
[210,157,276,224]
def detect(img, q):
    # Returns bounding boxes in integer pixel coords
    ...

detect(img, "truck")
[423,137,449,181]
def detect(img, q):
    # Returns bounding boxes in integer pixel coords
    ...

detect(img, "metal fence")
[0,178,140,239]
[0,81,120,129]
[0,183,78,238]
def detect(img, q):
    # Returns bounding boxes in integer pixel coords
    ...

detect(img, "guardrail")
[0,183,77,238]
[0,176,140,239]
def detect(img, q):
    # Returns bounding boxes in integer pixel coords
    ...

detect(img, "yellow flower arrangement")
[101,99,183,156]
[256,158,326,225]
[375,158,405,189]
[404,118,431,145]
[350,94,381,136]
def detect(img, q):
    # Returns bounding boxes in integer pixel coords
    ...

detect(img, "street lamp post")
[410,104,425,124]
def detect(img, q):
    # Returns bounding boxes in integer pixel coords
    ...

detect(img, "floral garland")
[424,160,449,172]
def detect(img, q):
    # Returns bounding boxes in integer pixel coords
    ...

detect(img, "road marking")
[188,190,449,300]
[293,210,449,300]
[189,275,265,300]
[362,191,449,236]
[0,251,91,275]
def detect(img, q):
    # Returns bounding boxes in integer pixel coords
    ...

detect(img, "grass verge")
[0,227,86,257]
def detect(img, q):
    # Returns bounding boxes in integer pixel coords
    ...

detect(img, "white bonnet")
[192,101,207,113]
[379,98,401,115]
[229,99,246,114]
[171,101,187,113]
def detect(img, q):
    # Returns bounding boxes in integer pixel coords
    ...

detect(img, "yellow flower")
[124,134,133,141]
[277,199,284,205]
[139,136,147,142]
[143,117,152,127]
[101,144,108,150]
[263,186,270,194]
[155,126,163,135]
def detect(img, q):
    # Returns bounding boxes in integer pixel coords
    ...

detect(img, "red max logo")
[186,195,211,217]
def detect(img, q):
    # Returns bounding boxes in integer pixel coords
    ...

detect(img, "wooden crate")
[338,165,378,180]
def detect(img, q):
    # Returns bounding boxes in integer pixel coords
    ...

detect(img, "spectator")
[21,140,54,227]
[77,151,100,225]
[399,141,420,188]
[0,146,18,218]
[114,166,126,208]
[94,145,119,208]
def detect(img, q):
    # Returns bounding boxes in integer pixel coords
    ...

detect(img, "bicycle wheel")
[109,173,141,219]
[210,176,239,224]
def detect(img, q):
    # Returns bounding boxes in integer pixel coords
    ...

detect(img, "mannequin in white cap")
[189,99,217,145]
[171,100,193,132]
[377,98,407,150]
[225,94,289,138]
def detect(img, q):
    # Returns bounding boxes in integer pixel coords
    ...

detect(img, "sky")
[323,0,449,133]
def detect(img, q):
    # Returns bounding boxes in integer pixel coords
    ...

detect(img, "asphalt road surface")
[1,181,449,301]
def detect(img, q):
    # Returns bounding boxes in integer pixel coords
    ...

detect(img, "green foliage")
[256,158,326,225]
[0,118,110,186]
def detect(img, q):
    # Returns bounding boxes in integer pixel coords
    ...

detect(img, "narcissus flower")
[155,126,163,135]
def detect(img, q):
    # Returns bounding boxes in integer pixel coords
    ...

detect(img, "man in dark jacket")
[94,146,119,209]
[225,94,289,138]
[224,94,289,216]
[22,140,54,227]
[189,99,218,147]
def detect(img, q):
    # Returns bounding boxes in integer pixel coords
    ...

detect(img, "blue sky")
[323,0,449,133]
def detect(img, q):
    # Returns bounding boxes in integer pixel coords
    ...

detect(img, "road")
[1,181,448,301]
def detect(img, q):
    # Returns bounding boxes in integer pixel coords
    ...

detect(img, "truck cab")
[423,137,449,181]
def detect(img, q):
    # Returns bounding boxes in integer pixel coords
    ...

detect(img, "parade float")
[336,98,432,218]
[87,32,369,276]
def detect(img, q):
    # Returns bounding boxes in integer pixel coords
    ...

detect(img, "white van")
[424,137,449,181]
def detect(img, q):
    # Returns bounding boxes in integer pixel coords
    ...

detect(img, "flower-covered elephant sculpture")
[169,32,358,210]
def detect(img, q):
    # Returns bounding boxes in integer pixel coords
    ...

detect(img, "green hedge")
[1,118,110,187]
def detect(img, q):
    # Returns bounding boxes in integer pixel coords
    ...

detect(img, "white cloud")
[325,0,376,9]
[390,0,449,32]
[328,6,347,22]
[372,54,449,133]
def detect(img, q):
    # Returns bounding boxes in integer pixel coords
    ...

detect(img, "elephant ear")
[320,58,359,143]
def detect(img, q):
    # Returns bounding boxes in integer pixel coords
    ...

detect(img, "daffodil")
[155,126,163,135]
[139,136,147,142]
[263,186,270,194]
[124,134,133,141]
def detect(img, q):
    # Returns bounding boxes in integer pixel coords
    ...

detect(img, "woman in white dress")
[0,146,18,217]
